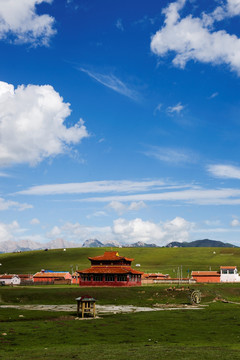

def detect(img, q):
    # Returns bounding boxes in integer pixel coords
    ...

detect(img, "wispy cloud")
[116,18,124,31]
[17,179,176,196]
[167,102,185,114]
[208,92,219,99]
[153,103,163,115]
[143,146,197,165]
[207,164,240,179]
[79,68,139,100]
[78,188,240,206]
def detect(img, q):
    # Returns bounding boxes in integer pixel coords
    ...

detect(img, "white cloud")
[30,218,40,225]
[0,0,56,46]
[0,81,89,167]
[231,218,240,226]
[17,179,168,195]
[151,0,240,75]
[0,197,32,211]
[112,216,193,244]
[116,18,124,31]
[47,222,112,242]
[107,200,146,215]
[167,102,184,114]
[0,220,20,242]
[208,92,219,99]
[153,103,163,115]
[208,164,240,179]
[79,188,240,206]
[46,216,194,245]
[79,68,138,100]
[143,146,196,164]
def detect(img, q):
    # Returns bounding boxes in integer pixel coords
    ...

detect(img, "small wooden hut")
[76,295,96,318]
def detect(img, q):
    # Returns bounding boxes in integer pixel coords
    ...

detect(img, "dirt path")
[0,304,204,314]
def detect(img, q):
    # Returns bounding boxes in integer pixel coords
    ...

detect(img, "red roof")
[89,251,134,262]
[0,274,18,279]
[33,272,71,278]
[142,273,168,279]
[220,266,236,269]
[191,271,220,276]
[78,266,143,275]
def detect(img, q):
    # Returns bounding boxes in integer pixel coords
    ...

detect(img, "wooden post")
[93,302,96,318]
[81,301,85,318]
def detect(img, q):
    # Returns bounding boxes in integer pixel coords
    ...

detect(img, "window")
[93,275,103,282]
[82,275,91,281]
[229,270,234,274]
[117,275,127,282]
[105,275,115,282]
[222,270,227,274]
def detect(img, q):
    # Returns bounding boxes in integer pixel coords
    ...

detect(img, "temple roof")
[88,251,134,262]
[78,266,143,275]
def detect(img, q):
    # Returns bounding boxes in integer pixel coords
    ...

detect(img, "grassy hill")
[1,246,240,276]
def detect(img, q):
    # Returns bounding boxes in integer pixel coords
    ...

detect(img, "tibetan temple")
[77,251,143,286]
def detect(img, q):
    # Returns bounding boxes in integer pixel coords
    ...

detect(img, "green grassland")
[1,247,240,359]
[1,301,240,360]
[1,246,240,276]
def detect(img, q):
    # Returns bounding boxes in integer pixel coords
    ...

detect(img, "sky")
[1,0,240,246]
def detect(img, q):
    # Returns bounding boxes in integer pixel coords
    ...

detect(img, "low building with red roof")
[191,271,220,283]
[77,251,143,286]
[33,270,72,284]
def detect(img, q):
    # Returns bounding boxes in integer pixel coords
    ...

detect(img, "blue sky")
[1,0,240,246]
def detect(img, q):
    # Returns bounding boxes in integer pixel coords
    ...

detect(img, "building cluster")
[1,250,240,286]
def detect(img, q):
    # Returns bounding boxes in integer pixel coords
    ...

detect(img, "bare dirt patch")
[0,303,203,314]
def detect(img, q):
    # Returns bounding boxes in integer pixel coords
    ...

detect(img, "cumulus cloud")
[207,164,240,179]
[30,218,40,225]
[46,216,194,245]
[231,218,240,226]
[151,0,240,75]
[0,220,20,242]
[113,216,193,244]
[107,200,146,215]
[0,0,56,46]
[0,81,89,167]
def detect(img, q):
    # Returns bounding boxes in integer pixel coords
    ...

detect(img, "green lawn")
[1,248,240,359]
[1,302,240,360]
[1,246,240,276]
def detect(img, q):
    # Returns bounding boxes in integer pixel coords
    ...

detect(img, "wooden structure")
[76,295,96,318]
[77,251,143,287]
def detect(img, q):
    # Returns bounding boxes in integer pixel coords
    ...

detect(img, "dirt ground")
[0,303,204,314]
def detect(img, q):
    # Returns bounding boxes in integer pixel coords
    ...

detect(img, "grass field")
[1,286,240,359]
[1,247,240,359]
[1,246,240,276]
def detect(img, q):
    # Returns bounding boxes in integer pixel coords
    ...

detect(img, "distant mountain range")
[166,239,237,248]
[0,237,237,253]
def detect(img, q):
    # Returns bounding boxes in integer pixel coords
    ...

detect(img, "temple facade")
[77,251,143,286]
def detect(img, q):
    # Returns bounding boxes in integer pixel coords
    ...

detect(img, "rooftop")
[88,251,134,262]
[78,266,143,275]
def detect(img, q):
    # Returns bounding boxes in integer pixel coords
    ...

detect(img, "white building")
[0,274,21,285]
[220,266,240,282]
